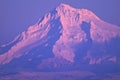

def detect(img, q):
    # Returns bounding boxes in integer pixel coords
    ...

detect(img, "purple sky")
[0,0,120,45]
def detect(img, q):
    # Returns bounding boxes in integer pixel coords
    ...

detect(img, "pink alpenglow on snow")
[0,3,120,66]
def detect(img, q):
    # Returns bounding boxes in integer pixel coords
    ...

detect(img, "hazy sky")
[0,0,120,45]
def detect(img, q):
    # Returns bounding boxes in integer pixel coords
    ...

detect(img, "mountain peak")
[56,3,100,27]
[57,3,75,10]
[0,3,120,65]
[59,3,70,7]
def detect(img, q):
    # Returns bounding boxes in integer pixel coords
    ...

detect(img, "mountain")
[0,3,120,68]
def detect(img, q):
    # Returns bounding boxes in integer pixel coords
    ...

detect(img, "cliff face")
[0,3,120,66]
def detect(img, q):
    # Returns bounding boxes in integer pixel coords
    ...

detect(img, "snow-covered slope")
[0,3,120,65]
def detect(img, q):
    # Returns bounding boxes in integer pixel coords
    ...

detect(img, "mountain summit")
[0,3,120,66]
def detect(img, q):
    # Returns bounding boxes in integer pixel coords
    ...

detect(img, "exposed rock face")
[0,3,120,65]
